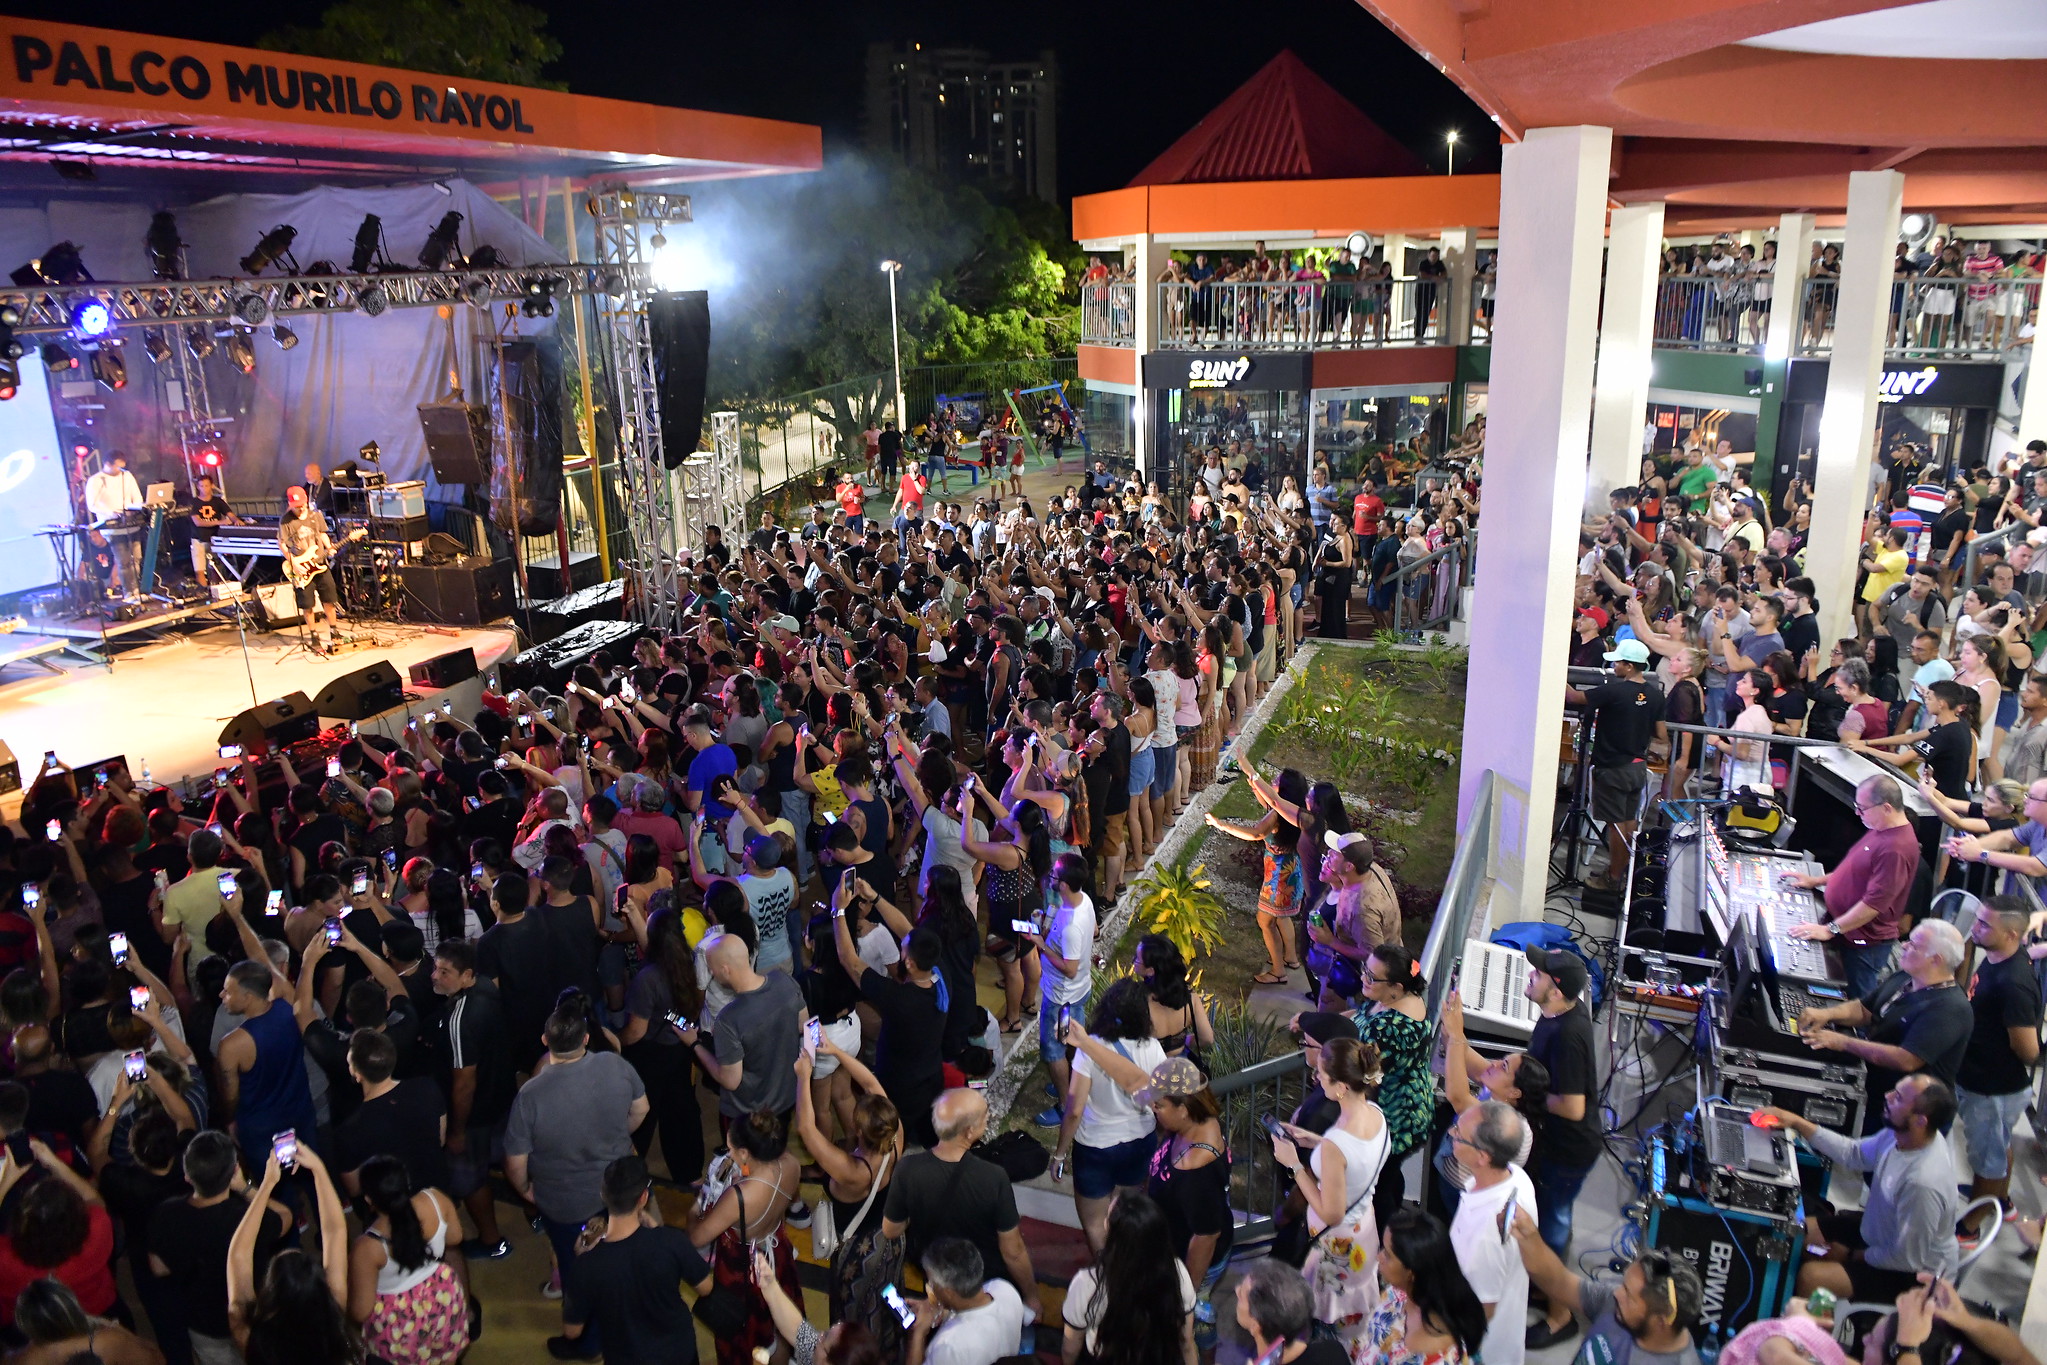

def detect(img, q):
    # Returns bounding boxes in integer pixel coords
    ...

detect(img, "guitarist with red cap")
[277,484,363,653]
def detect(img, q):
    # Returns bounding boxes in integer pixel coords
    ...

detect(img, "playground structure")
[930,379,1094,473]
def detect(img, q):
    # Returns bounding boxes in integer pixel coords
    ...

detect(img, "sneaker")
[1033,1106,1063,1128]
[1044,1081,1058,1098]
[785,1200,813,1230]
[541,1277,564,1301]
[461,1237,512,1261]
[547,1335,601,1361]
[1526,1318,1581,1350]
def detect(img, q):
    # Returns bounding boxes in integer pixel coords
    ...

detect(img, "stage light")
[420,212,464,270]
[600,268,627,297]
[70,297,112,339]
[461,277,491,308]
[0,304,16,328]
[520,274,557,318]
[197,444,222,469]
[468,244,501,270]
[0,358,15,400]
[359,440,382,464]
[145,212,183,280]
[10,241,90,288]
[224,331,256,375]
[142,328,172,364]
[184,325,214,360]
[40,342,75,372]
[90,343,125,391]
[271,323,298,351]
[239,224,298,276]
[350,214,386,274]
[232,293,269,326]
[356,284,389,317]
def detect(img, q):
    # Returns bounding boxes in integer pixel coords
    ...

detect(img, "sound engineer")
[1562,639,1663,893]
[1781,773,1920,998]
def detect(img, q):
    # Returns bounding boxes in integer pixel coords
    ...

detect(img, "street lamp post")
[879,260,905,434]
[1446,129,1459,176]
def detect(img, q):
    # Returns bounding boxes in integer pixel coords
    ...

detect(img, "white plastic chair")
[1830,1196,2002,1351]
[1928,888,1984,928]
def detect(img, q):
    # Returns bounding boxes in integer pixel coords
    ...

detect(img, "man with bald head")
[882,1089,1042,1326]
[8,1023,97,1153]
[680,930,804,1133]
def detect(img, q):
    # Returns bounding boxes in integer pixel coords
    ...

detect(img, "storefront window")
[1081,388,1134,463]
[1155,387,1309,502]
[1309,387,1450,484]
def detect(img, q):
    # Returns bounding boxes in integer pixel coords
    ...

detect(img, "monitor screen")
[0,356,73,599]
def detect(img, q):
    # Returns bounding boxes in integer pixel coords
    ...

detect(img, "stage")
[0,616,518,820]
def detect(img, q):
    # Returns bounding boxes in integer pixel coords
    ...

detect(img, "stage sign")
[0,357,70,600]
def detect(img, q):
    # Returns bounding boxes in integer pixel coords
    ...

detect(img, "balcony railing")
[1798,275,2041,359]
[1080,281,1135,347]
[1651,273,1773,353]
[1157,278,1468,350]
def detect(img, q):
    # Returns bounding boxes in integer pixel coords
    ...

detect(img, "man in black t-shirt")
[1563,640,1664,892]
[1955,898,2042,1235]
[186,473,240,589]
[881,1088,1041,1321]
[149,1131,289,1359]
[1084,693,1133,898]
[1795,918,1974,1132]
[558,1155,712,1365]
[840,913,947,1149]
[1523,947,1604,1350]
[477,873,567,1074]
[433,941,516,1258]
[332,1029,449,1194]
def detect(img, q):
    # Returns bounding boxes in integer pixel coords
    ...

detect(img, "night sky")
[9,0,1499,199]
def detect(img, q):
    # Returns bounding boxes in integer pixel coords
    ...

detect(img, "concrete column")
[1587,202,1666,514]
[1763,213,1816,365]
[1132,233,1164,479]
[1458,126,1613,924]
[1381,231,1409,278]
[1805,172,1904,648]
[2018,307,2047,452]
[1442,227,1477,347]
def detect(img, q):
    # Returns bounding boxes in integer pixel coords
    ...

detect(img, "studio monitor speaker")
[313,660,405,720]
[418,401,491,485]
[407,647,479,690]
[219,692,321,750]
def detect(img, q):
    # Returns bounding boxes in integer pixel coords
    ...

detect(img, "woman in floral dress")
[1352,943,1433,1231]
[1205,765,1308,984]
[1356,1207,1488,1365]
[1269,1038,1389,1353]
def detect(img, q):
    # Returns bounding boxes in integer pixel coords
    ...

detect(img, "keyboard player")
[1780,772,1922,999]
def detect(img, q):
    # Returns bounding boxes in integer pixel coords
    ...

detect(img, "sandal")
[1253,970,1287,985]
[1285,961,1302,972]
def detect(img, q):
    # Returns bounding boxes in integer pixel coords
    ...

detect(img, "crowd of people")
[0,436,1487,1365]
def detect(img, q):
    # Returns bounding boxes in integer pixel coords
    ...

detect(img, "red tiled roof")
[1128,50,1427,187]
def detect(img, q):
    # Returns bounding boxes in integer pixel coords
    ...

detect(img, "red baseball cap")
[1578,607,1610,630]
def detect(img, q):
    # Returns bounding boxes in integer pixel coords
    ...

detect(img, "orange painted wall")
[1074,176,1502,241]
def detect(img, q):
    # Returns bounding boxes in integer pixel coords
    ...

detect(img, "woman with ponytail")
[346,1154,472,1365]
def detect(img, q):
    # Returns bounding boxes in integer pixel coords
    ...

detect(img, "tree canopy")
[260,0,566,90]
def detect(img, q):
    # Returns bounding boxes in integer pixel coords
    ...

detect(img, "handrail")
[1797,275,2040,359]
[1080,281,1136,347]
[1158,277,1454,351]
[1421,768,1499,1025]
[1388,538,1470,634]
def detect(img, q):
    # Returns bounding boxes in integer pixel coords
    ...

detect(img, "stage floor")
[0,617,518,816]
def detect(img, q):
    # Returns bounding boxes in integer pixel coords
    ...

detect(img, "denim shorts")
[1956,1085,2030,1179]
[1041,996,1087,1062]
[1150,745,1177,798]
[1128,746,1155,797]
[1073,1132,1155,1198]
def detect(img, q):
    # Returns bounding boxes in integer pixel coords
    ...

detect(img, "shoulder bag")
[811,1151,891,1262]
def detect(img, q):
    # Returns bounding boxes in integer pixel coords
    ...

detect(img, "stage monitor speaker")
[0,736,17,796]
[252,581,300,628]
[313,660,405,720]
[408,647,479,690]
[398,561,512,626]
[418,401,490,484]
[647,290,709,470]
[219,692,321,750]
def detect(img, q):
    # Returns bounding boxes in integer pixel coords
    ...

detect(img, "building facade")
[863,43,1058,204]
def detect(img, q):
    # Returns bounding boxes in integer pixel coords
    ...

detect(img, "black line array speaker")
[313,659,405,720]
[398,561,513,626]
[418,401,491,485]
[648,290,709,470]
[408,647,478,690]
[219,692,321,750]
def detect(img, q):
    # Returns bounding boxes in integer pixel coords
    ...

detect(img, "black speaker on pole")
[219,692,321,750]
[417,401,491,484]
[312,660,405,720]
[647,290,709,469]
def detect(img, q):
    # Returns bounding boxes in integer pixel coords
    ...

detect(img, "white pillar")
[1587,202,1665,514]
[1458,126,1613,924]
[2018,305,2047,451]
[1764,213,1815,364]
[1382,231,1408,278]
[1806,172,1904,649]
[1133,233,1164,479]
[1442,227,1477,347]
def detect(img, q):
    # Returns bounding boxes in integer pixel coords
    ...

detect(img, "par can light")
[70,298,112,339]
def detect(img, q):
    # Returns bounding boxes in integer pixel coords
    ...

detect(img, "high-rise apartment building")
[864,44,1059,204]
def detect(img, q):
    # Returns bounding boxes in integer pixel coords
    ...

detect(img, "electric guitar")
[284,526,367,588]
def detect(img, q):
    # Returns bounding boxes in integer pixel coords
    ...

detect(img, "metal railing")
[1080,282,1135,346]
[1797,276,2041,359]
[1210,1050,1308,1244]
[1420,768,1501,1023]
[1386,537,1474,634]
[1652,273,1770,353]
[1158,278,1460,350]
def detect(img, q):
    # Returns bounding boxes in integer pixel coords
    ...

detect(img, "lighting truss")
[709,411,747,540]
[590,185,684,632]
[0,264,649,338]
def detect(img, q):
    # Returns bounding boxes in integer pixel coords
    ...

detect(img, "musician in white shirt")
[277,485,343,652]
[82,451,144,595]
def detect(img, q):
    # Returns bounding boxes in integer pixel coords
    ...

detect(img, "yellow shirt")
[1860,547,1908,604]
[809,765,849,820]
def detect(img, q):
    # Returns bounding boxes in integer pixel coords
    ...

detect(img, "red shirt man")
[898,469,927,515]
[1819,819,1917,944]
[1352,486,1386,538]
[836,477,865,521]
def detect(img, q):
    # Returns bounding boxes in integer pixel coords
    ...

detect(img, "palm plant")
[1134,862,1227,965]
